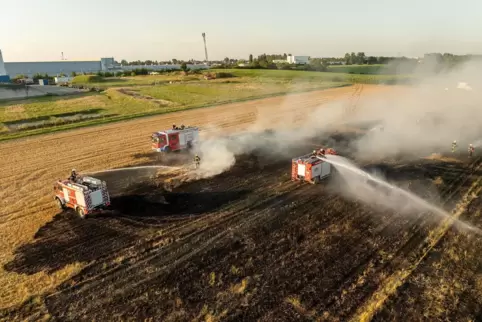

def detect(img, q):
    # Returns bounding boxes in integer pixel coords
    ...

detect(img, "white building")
[287,55,310,65]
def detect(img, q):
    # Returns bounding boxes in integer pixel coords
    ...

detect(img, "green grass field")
[0,69,411,141]
[327,64,386,74]
[137,78,346,106]
[326,64,418,76]
[71,73,203,88]
[218,68,412,83]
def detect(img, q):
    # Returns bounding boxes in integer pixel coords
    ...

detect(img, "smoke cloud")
[191,59,482,180]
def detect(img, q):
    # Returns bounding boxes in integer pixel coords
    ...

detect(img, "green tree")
[249,54,253,63]
[180,62,188,72]
[350,52,357,65]
[367,56,377,64]
[344,53,352,65]
[32,73,44,81]
[309,58,327,72]
[172,59,178,65]
[356,52,366,64]
[120,59,128,65]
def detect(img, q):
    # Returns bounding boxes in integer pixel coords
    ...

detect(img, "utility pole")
[202,33,208,64]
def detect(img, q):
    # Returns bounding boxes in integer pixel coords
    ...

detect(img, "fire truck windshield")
[152,134,167,146]
[158,135,167,146]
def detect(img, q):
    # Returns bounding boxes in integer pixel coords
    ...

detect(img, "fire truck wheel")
[313,176,321,184]
[164,147,171,153]
[76,208,86,219]
[55,198,65,210]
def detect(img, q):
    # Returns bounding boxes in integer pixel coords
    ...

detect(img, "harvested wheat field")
[1,84,482,321]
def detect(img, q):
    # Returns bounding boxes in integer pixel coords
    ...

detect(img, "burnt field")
[1,130,482,321]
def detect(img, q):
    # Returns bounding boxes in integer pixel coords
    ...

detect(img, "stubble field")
[1,83,481,321]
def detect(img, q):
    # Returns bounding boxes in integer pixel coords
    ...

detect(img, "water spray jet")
[320,155,481,235]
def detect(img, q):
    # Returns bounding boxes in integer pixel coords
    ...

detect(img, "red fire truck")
[151,126,200,152]
[54,176,110,219]
[291,148,337,184]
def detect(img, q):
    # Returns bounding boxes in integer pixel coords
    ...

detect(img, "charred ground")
[2,130,481,321]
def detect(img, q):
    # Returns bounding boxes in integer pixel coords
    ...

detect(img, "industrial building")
[0,47,210,79]
[287,55,310,65]
[4,60,103,77]
[2,55,207,78]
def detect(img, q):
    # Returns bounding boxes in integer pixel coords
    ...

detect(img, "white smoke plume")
[351,60,482,161]
[191,59,482,179]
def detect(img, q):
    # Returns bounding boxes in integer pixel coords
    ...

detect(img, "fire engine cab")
[151,126,200,152]
[291,148,337,184]
[54,176,110,219]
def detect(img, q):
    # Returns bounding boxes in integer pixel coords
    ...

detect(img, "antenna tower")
[202,33,208,63]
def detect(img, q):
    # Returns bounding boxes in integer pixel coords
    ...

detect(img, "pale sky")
[1,0,482,62]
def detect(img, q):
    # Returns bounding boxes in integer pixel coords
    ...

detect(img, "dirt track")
[1,84,482,321]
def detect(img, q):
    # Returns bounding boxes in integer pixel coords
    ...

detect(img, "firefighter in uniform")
[452,140,457,153]
[317,149,326,157]
[194,154,201,169]
[69,169,78,182]
[469,144,475,158]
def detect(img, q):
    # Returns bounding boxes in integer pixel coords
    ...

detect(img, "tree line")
[13,52,482,81]
[215,52,482,73]
[117,52,482,69]
[119,59,209,66]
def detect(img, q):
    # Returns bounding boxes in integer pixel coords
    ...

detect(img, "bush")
[215,72,234,78]
[72,75,104,84]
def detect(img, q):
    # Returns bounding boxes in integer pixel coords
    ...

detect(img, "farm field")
[219,68,413,84]
[1,83,481,321]
[0,69,411,141]
[327,64,387,74]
